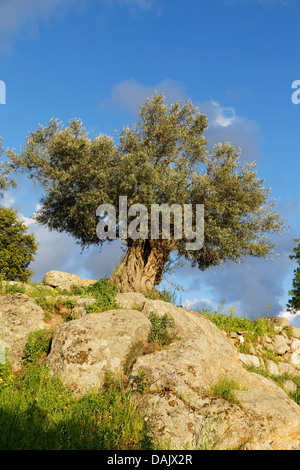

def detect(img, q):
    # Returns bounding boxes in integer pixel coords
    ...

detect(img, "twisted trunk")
[112,239,175,293]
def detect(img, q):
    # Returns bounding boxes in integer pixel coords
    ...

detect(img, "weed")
[23,329,53,366]
[123,342,144,376]
[85,278,120,313]
[200,305,275,336]
[131,369,149,393]
[207,377,245,406]
[148,312,176,347]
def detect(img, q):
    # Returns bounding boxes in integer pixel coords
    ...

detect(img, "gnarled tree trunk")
[112,239,175,293]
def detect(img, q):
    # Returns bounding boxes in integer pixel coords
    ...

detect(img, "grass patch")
[200,305,275,338]
[84,278,121,313]
[207,377,245,405]
[0,364,154,450]
[23,329,54,366]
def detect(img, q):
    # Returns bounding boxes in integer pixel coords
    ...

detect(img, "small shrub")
[0,363,14,388]
[23,330,53,365]
[131,369,149,393]
[69,284,85,296]
[85,278,120,313]
[148,312,176,347]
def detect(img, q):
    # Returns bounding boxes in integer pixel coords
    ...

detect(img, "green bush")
[0,206,37,282]
[148,312,176,347]
[85,278,120,313]
[23,330,53,365]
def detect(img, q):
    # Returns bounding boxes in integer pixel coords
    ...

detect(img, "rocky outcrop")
[0,293,46,369]
[0,287,299,450]
[124,298,300,450]
[46,309,152,395]
[43,270,97,291]
[45,292,300,449]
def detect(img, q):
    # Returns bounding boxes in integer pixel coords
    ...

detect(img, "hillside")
[0,271,299,450]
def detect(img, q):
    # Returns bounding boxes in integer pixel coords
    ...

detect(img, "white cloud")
[198,99,261,162]
[183,298,212,312]
[0,0,80,52]
[18,208,124,283]
[103,78,261,163]
[101,78,186,115]
[208,100,236,128]
[0,0,67,34]
[1,194,16,208]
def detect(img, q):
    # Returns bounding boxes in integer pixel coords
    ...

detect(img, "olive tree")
[6,94,286,292]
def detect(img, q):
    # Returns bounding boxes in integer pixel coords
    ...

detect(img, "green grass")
[82,278,121,313]
[0,327,155,450]
[200,305,275,338]
[0,277,122,322]
[0,363,154,450]
[207,377,246,406]
[23,329,54,366]
[200,304,277,355]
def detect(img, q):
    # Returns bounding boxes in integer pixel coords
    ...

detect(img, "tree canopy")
[0,206,37,282]
[287,239,300,314]
[6,93,286,292]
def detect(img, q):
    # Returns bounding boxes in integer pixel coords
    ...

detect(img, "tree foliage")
[0,206,37,282]
[0,138,16,197]
[6,94,286,291]
[287,239,300,313]
[0,138,37,283]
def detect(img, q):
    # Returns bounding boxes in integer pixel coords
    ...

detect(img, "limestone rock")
[264,317,290,330]
[44,270,97,291]
[289,351,300,368]
[290,338,300,352]
[270,335,289,355]
[69,298,97,319]
[0,294,46,369]
[46,309,151,395]
[115,292,146,310]
[131,354,300,448]
[290,327,300,339]
[239,353,260,369]
[128,300,300,450]
[278,361,300,378]
[265,359,279,376]
[283,380,298,395]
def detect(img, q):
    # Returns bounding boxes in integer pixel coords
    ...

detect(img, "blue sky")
[1,0,300,325]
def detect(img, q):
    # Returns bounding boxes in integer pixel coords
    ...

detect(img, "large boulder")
[43,270,97,291]
[0,294,46,369]
[127,297,300,450]
[46,309,152,395]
